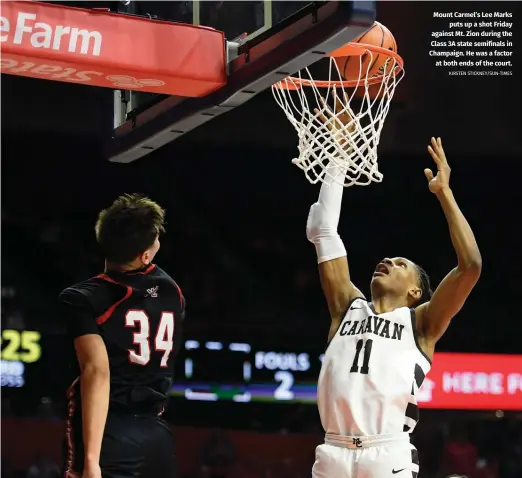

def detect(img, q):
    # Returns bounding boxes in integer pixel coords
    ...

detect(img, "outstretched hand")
[425,137,451,194]
[314,86,356,135]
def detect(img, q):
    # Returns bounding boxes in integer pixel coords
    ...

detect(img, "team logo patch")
[145,286,159,298]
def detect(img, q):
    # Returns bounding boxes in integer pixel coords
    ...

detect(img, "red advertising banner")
[419,353,522,410]
[0,1,227,97]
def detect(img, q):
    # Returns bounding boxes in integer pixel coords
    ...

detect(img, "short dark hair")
[95,194,165,265]
[415,264,433,305]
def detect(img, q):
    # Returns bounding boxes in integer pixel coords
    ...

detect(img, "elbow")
[468,251,482,272]
[81,362,110,382]
[460,256,482,278]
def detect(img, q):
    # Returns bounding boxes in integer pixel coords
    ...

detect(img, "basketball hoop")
[272,40,404,187]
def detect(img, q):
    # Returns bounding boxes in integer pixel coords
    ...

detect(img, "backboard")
[106,1,376,163]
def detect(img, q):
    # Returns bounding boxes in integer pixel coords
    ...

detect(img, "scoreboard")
[2,331,520,411]
[171,340,324,403]
[171,340,522,410]
[0,329,42,387]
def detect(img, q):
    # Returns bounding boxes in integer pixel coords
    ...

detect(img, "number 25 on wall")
[0,330,41,363]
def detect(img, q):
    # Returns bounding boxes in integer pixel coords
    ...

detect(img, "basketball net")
[272,43,404,187]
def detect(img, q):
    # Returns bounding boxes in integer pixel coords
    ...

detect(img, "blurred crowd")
[2,174,522,478]
[2,183,325,342]
[2,128,521,478]
[1,417,521,478]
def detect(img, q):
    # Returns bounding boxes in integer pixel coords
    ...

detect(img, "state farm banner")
[0,1,226,97]
[418,352,522,410]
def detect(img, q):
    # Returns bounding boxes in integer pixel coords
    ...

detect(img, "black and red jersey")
[59,264,184,415]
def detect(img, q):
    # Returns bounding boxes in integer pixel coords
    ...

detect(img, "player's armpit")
[75,334,110,467]
[416,263,481,345]
[319,257,362,334]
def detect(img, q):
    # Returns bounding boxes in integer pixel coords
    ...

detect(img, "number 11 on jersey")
[350,339,373,374]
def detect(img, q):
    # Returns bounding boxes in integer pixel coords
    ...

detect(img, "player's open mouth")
[374,263,390,276]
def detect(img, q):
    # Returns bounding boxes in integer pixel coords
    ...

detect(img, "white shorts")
[312,432,419,478]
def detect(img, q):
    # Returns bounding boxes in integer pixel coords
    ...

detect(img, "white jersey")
[317,297,431,436]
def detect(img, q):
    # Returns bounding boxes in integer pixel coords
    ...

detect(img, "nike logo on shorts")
[392,469,405,474]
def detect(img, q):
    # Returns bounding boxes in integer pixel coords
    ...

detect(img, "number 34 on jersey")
[125,310,174,367]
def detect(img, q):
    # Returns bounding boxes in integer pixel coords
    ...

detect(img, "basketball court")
[2,0,404,185]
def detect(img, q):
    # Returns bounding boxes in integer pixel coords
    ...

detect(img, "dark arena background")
[2,1,522,478]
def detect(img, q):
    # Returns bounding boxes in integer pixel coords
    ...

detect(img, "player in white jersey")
[307,116,482,477]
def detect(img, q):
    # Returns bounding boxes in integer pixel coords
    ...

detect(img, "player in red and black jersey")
[60,194,184,478]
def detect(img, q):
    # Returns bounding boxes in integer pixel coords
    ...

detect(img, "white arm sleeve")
[306,164,347,264]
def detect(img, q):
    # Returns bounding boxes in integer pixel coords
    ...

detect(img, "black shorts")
[64,414,177,478]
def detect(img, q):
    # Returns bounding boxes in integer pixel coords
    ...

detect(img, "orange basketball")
[335,22,397,82]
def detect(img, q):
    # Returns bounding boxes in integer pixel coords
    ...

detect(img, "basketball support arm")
[306,164,347,263]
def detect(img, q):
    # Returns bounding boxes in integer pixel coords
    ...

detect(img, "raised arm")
[306,91,363,340]
[307,167,362,341]
[416,138,482,354]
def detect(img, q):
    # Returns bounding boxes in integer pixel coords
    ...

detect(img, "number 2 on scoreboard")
[274,371,294,400]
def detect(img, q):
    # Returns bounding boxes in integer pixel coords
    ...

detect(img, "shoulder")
[153,266,184,302]
[352,295,367,305]
[59,277,106,307]
[328,295,366,341]
[153,265,179,286]
[59,276,122,314]
[412,302,429,335]
[345,295,368,313]
[409,304,434,363]
[59,279,109,337]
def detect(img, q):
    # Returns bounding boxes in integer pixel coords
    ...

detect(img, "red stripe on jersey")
[64,377,80,477]
[95,274,133,325]
[174,282,184,309]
